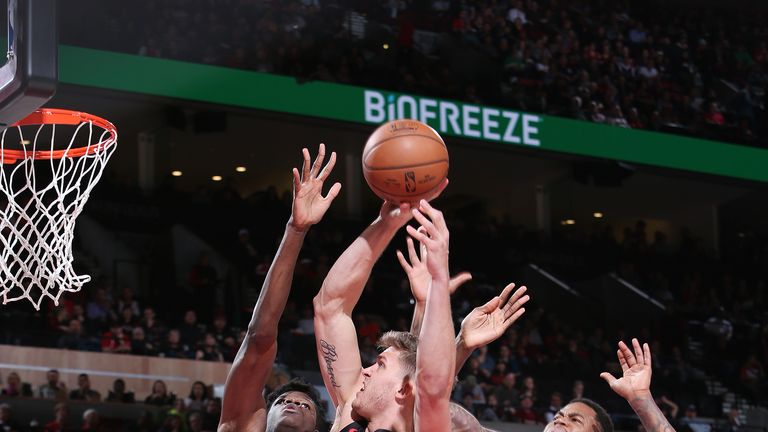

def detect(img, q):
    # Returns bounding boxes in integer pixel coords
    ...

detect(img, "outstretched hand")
[459,283,529,350]
[600,339,653,401]
[396,235,472,303]
[289,143,342,232]
[406,200,450,281]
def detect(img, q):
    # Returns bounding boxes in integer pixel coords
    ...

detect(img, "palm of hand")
[461,308,504,349]
[293,179,326,227]
[611,364,651,398]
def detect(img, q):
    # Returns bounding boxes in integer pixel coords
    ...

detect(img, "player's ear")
[395,376,413,403]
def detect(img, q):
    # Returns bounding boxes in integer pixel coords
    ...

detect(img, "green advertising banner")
[60,45,768,182]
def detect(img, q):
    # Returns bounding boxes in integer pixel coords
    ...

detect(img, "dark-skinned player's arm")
[601,339,677,432]
[218,145,340,432]
[409,200,454,432]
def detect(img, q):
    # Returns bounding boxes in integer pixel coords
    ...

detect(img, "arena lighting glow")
[171,170,182,177]
[382,43,389,50]
[235,166,247,173]
[593,212,604,218]
[211,175,222,181]
[560,219,576,225]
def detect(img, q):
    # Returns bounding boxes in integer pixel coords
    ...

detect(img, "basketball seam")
[363,133,446,159]
[365,172,447,198]
[363,159,449,171]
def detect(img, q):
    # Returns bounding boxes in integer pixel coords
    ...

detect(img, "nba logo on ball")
[362,119,449,204]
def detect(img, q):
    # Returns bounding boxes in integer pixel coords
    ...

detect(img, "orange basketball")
[362,119,449,204]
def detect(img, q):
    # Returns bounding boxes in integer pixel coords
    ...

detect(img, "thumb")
[479,296,501,313]
[449,272,473,293]
[599,372,617,385]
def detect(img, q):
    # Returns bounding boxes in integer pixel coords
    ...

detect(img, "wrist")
[287,219,310,234]
[627,390,654,403]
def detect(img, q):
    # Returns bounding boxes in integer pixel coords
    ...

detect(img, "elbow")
[246,327,277,350]
[312,289,343,320]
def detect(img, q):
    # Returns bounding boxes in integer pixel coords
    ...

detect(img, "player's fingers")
[644,343,652,368]
[406,224,434,247]
[632,338,644,365]
[323,182,341,201]
[504,295,530,319]
[449,272,472,293]
[479,296,501,313]
[418,199,448,233]
[497,283,516,306]
[505,285,528,308]
[301,148,311,180]
[292,168,301,192]
[318,150,337,181]
[406,236,420,265]
[503,308,526,326]
[425,178,449,202]
[310,143,326,177]
[411,208,438,239]
[396,249,411,272]
[599,372,617,385]
[618,341,636,367]
[617,349,629,373]
[419,238,428,262]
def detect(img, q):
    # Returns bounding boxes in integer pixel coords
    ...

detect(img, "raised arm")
[312,200,414,407]
[396,235,471,335]
[408,200,454,432]
[219,145,340,431]
[600,339,676,432]
[455,283,529,375]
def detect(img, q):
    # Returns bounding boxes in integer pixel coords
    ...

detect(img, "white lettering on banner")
[462,105,481,138]
[364,90,385,123]
[522,114,541,146]
[362,90,542,146]
[440,102,461,135]
[419,98,438,125]
[482,108,501,141]
[502,111,521,143]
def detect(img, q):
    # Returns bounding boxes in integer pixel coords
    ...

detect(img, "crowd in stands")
[0,370,222,431]
[64,0,767,146]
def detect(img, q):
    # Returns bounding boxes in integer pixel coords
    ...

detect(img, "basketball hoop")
[0,108,117,310]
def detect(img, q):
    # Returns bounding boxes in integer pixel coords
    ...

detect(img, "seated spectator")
[116,287,141,317]
[680,405,711,432]
[69,373,101,402]
[704,102,725,125]
[480,394,502,422]
[38,369,67,400]
[544,391,563,422]
[100,321,131,354]
[106,379,135,404]
[57,319,94,351]
[43,402,68,432]
[158,410,184,432]
[81,408,101,431]
[571,379,585,401]
[130,327,155,356]
[158,329,192,359]
[140,306,166,345]
[145,380,176,407]
[187,411,204,432]
[184,381,209,413]
[0,403,20,431]
[179,310,203,347]
[515,395,540,424]
[2,372,33,397]
[493,373,519,419]
[195,333,224,362]
[210,314,232,345]
[202,398,221,431]
[86,288,115,327]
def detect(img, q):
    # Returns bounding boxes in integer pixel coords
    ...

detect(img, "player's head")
[544,398,613,432]
[266,377,327,432]
[351,331,418,420]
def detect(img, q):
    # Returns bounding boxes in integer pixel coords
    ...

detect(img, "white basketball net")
[0,112,117,310]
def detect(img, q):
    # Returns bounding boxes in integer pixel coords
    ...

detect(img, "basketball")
[362,119,449,204]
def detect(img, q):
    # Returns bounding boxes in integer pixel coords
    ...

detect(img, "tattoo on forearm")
[630,397,676,432]
[320,340,342,388]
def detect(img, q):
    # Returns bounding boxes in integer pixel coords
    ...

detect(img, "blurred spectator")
[493,373,519,419]
[57,319,93,351]
[158,329,192,359]
[100,321,131,354]
[202,398,221,431]
[187,412,203,432]
[195,333,224,362]
[1,372,32,397]
[145,380,176,407]
[106,379,135,404]
[69,373,101,402]
[38,370,67,400]
[43,403,68,432]
[131,326,156,356]
[86,288,115,326]
[0,404,20,432]
[571,379,584,401]
[544,391,563,422]
[179,310,203,347]
[116,287,141,317]
[81,408,101,432]
[158,410,183,432]
[185,381,209,413]
[680,405,712,432]
[515,395,540,424]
